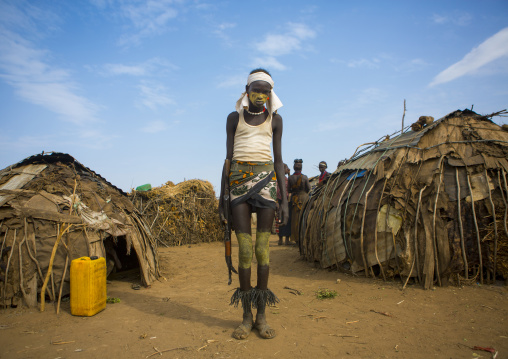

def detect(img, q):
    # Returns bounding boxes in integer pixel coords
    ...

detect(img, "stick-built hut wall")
[131,180,221,247]
[0,152,159,308]
[299,109,508,289]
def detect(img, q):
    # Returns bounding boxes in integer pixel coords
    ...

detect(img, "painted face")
[249,91,268,106]
[247,80,272,107]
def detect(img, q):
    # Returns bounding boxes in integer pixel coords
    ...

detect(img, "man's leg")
[231,202,254,340]
[253,207,278,339]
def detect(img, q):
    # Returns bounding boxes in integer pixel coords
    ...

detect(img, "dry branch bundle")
[132,179,221,246]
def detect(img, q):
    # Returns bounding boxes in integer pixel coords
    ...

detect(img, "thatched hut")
[131,180,221,247]
[299,109,508,289]
[0,152,159,309]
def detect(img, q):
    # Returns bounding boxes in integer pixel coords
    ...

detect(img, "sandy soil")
[0,235,507,359]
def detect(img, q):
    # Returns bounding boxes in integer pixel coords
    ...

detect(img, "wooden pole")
[456,168,468,279]
[401,99,406,134]
[467,173,483,284]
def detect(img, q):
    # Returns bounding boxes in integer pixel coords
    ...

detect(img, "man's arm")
[219,112,239,222]
[272,114,288,225]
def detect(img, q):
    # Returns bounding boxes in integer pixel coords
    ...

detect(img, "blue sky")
[1,0,507,194]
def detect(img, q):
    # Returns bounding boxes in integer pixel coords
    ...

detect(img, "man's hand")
[278,199,289,226]
[218,185,229,224]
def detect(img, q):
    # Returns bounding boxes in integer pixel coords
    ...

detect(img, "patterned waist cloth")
[229,160,277,210]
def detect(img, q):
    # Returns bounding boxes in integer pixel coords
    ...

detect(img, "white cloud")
[430,27,508,86]
[121,1,178,31]
[141,120,168,133]
[101,57,177,77]
[256,34,301,57]
[395,58,430,72]
[0,0,60,37]
[251,57,287,71]
[92,0,181,46]
[138,81,175,110]
[355,87,388,106]
[348,58,380,69]
[432,12,472,26]
[212,22,237,44]
[287,23,315,40]
[103,63,148,76]
[432,14,448,24]
[0,8,99,125]
[255,23,316,58]
[217,75,245,89]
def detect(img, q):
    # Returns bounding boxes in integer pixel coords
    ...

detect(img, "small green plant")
[316,288,338,299]
[106,297,121,304]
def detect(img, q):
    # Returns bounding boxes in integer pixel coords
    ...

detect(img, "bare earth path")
[1,235,507,359]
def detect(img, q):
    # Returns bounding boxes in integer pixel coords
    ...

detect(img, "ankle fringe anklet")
[230,288,253,312]
[252,287,279,309]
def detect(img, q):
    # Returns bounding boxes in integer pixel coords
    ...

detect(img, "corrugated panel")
[0,164,47,190]
[0,164,47,206]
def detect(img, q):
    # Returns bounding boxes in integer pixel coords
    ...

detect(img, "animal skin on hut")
[0,152,159,309]
[298,109,508,289]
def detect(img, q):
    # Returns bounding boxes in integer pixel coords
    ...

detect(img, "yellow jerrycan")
[70,256,107,316]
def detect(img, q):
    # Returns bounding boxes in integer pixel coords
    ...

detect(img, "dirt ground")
[1,234,507,359]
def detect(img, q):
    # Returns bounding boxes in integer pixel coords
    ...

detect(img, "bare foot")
[254,319,276,339]
[232,314,253,340]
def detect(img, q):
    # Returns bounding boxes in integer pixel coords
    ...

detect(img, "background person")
[288,159,310,246]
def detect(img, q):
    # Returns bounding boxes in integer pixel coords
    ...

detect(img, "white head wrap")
[235,72,283,115]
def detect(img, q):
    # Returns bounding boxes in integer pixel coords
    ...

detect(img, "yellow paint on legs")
[236,232,253,269]
[255,231,271,266]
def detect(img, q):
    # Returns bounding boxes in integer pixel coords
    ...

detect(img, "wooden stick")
[374,177,388,281]
[360,181,376,277]
[24,222,47,298]
[432,156,445,286]
[401,99,406,134]
[56,254,69,315]
[484,169,498,281]
[50,270,55,306]
[467,173,483,284]
[145,346,191,358]
[40,224,71,312]
[386,200,402,281]
[403,186,425,290]
[0,226,7,304]
[18,233,28,306]
[500,169,508,238]
[456,168,468,279]
[0,227,7,266]
[414,186,426,284]
[3,229,17,308]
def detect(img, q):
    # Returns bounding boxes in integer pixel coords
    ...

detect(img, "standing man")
[318,161,330,185]
[288,159,311,246]
[219,68,288,340]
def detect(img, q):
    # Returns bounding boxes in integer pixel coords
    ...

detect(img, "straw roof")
[131,179,221,247]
